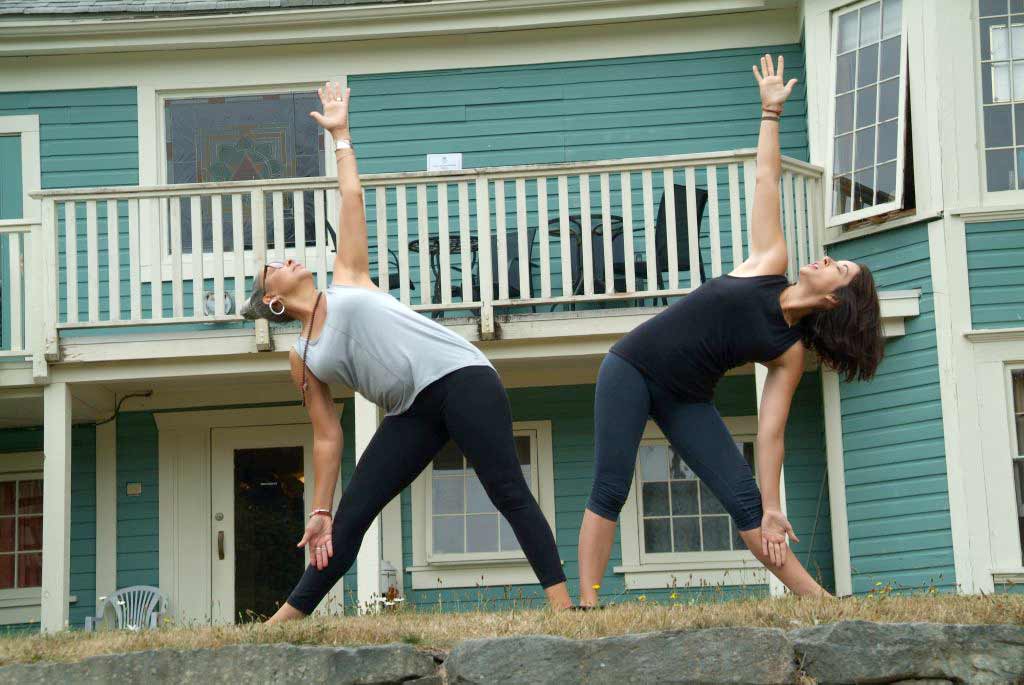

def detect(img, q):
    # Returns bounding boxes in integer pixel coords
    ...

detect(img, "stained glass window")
[164,92,326,252]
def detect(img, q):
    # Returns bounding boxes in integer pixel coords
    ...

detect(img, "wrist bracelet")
[335,139,353,151]
[762,114,780,122]
[309,508,332,519]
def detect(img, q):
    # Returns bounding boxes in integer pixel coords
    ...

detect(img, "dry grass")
[2,592,1022,666]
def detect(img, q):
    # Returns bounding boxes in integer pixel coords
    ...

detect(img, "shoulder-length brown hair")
[800,265,884,382]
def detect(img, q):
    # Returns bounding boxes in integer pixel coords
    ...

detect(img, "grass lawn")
[1,592,1022,666]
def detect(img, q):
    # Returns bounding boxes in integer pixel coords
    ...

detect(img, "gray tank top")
[294,285,493,416]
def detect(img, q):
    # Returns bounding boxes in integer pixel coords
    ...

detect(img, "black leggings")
[587,353,764,531]
[287,365,566,615]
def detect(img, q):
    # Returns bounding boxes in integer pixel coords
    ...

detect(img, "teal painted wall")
[829,223,955,594]
[116,412,159,588]
[0,88,138,326]
[349,44,807,307]
[399,373,832,610]
[0,424,96,631]
[966,220,1024,329]
[0,133,22,351]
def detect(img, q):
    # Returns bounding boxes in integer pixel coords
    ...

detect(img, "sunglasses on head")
[262,260,285,288]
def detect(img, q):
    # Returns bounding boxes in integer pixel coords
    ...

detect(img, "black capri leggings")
[586,353,764,531]
[287,365,566,615]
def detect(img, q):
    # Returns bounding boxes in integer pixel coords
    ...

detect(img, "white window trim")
[0,452,43,625]
[0,115,40,227]
[408,420,556,589]
[139,83,340,282]
[825,0,910,228]
[615,416,770,591]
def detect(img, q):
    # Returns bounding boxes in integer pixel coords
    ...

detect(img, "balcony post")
[33,198,59,382]
[475,177,495,339]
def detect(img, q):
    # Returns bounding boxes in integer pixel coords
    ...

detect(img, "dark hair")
[239,262,295,323]
[800,264,884,382]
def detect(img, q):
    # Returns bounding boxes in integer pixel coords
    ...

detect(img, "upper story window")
[829,0,908,226]
[1012,369,1024,556]
[163,91,327,252]
[979,1,1024,191]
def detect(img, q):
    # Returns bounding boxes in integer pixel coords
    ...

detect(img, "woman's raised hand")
[752,54,797,111]
[310,80,350,139]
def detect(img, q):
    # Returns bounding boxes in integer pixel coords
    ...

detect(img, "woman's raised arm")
[310,81,373,286]
[735,55,797,277]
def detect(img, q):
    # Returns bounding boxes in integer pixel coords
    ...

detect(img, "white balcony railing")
[0,218,37,361]
[21,150,823,368]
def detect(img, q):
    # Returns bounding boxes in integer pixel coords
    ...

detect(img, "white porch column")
[95,418,117,604]
[353,393,383,612]
[753,364,789,598]
[821,369,853,597]
[41,382,71,632]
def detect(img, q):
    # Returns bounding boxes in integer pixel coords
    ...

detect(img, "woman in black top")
[577,55,883,606]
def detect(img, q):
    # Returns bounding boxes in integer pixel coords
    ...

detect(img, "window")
[0,477,42,591]
[637,441,752,558]
[979,0,1024,191]
[163,91,327,253]
[1012,369,1024,555]
[829,0,907,225]
[408,421,555,589]
[428,435,533,560]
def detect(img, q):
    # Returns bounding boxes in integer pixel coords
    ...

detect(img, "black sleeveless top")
[610,274,803,403]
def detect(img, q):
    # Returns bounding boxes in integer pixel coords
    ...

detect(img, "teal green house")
[0,0,1020,632]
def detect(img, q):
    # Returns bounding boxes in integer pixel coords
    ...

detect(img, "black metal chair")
[639,184,709,305]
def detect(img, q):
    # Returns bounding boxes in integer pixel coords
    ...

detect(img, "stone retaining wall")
[1,621,1022,684]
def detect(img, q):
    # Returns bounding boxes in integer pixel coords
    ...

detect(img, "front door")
[210,425,342,623]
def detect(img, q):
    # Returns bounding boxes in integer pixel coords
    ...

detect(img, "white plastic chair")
[84,586,167,631]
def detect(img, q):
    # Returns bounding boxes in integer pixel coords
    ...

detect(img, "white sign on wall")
[427,153,463,171]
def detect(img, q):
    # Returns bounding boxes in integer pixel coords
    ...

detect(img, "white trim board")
[0,1,785,56]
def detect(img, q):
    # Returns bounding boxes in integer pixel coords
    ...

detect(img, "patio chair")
[84,585,167,631]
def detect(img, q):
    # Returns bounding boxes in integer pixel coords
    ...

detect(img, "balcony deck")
[1,149,824,382]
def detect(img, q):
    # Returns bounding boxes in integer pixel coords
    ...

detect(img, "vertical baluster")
[106,200,121,321]
[190,195,204,317]
[742,159,757,260]
[9,233,21,349]
[231,194,245,309]
[150,198,164,320]
[373,187,387,292]
[251,190,267,267]
[782,172,797,281]
[457,182,472,302]
[495,180,508,301]
[795,175,808,271]
[706,165,722,278]
[557,175,571,297]
[728,163,743,268]
[64,201,79,323]
[620,172,635,293]
[314,190,328,289]
[641,170,656,291]
[515,178,529,298]
[663,170,678,289]
[685,167,701,289]
[211,195,225,317]
[579,174,594,296]
[535,177,551,298]
[272,192,285,262]
[475,177,493,313]
[128,198,141,322]
[437,184,452,303]
[416,184,431,305]
[600,173,613,294]
[293,190,306,261]
[85,201,99,322]
[396,185,411,304]
[169,197,183,318]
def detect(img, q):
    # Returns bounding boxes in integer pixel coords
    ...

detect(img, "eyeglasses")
[262,260,285,289]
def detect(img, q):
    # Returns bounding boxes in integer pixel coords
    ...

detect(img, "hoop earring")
[269,298,286,316]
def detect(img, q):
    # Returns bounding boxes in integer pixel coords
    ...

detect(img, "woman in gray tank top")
[239,82,570,621]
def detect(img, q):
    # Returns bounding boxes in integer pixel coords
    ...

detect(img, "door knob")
[217,531,225,560]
